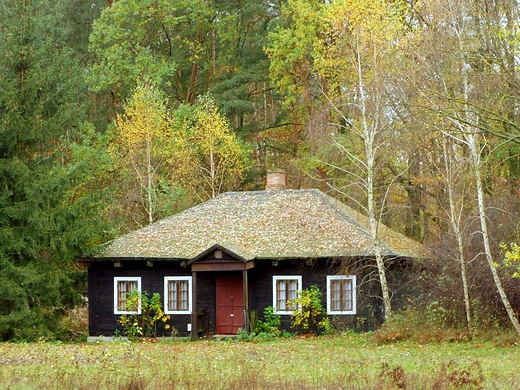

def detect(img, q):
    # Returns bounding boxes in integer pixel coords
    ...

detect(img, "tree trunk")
[469,133,520,335]
[442,136,472,331]
[146,136,154,226]
[358,42,392,320]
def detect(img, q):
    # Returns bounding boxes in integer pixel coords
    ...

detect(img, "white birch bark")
[441,136,472,331]
[452,9,520,334]
[146,136,154,226]
[356,38,392,320]
[468,132,520,335]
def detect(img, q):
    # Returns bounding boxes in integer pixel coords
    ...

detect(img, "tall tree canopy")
[0,0,112,340]
[89,0,285,174]
[266,0,520,327]
[267,0,411,319]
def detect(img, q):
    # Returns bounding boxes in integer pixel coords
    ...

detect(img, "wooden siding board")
[88,257,415,336]
[88,261,193,336]
[192,262,246,272]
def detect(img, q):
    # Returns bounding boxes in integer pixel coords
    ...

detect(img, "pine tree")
[0,0,111,340]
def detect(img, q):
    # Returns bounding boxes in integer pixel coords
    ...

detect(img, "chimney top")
[266,170,287,190]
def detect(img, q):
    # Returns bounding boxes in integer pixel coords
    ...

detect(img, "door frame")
[216,273,244,334]
[190,268,251,339]
[188,245,254,339]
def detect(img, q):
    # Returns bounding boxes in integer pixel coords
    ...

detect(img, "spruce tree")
[0,0,111,340]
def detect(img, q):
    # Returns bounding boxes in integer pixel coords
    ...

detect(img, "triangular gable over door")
[188,244,256,271]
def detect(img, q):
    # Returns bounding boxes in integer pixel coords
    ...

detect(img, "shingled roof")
[94,189,429,261]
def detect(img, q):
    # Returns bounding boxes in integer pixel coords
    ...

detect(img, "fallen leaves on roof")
[96,189,429,260]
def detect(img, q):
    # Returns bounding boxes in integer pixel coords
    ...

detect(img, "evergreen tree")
[0,0,111,340]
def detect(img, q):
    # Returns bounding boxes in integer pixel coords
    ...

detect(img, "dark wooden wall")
[88,257,416,337]
[88,260,192,337]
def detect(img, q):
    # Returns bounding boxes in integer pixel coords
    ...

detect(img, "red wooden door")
[216,275,244,334]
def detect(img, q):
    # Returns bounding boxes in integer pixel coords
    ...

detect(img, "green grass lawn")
[0,334,518,389]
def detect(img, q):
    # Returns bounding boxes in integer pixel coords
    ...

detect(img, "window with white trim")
[114,277,141,314]
[327,275,356,315]
[164,276,192,314]
[273,275,302,314]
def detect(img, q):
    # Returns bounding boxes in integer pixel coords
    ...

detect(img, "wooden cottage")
[80,185,429,339]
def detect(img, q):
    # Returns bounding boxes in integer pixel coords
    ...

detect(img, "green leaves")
[108,82,177,227]
[265,0,324,105]
[0,0,115,340]
[118,291,171,339]
[500,242,520,278]
[88,0,214,103]
[289,285,332,334]
[0,256,84,341]
[107,84,251,227]
[188,96,252,199]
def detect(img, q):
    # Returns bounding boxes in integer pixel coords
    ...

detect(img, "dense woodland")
[1,0,520,340]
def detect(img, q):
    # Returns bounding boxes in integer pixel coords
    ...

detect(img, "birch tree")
[449,119,520,335]
[440,135,473,331]
[267,0,410,320]
[409,0,520,334]
[186,97,251,201]
[110,83,176,227]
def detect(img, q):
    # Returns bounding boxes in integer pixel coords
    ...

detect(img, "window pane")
[168,281,178,311]
[342,279,352,311]
[118,280,138,311]
[275,278,300,311]
[166,279,190,312]
[288,280,298,309]
[277,280,287,310]
[329,278,353,312]
[331,280,341,311]
[117,282,126,311]
[179,281,188,310]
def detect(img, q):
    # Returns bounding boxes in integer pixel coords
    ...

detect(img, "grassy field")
[0,334,519,389]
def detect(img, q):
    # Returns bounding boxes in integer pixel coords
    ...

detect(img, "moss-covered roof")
[94,189,430,261]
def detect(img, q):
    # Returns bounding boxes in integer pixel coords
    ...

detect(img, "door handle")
[230,314,234,317]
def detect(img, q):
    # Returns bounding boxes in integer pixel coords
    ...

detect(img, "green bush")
[255,306,282,336]
[117,291,170,339]
[0,258,84,341]
[289,285,332,335]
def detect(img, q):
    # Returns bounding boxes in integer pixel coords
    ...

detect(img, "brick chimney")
[266,170,287,190]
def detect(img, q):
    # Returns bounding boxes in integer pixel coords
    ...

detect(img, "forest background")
[2,0,520,341]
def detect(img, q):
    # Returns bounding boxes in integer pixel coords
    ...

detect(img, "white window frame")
[272,275,302,315]
[114,277,142,315]
[164,276,192,315]
[326,275,356,315]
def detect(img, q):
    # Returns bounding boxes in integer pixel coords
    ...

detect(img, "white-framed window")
[114,277,141,314]
[164,276,192,314]
[327,275,356,315]
[273,275,302,314]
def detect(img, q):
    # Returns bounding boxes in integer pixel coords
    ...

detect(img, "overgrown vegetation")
[0,335,518,389]
[0,260,86,341]
[117,291,170,339]
[254,306,282,335]
[372,298,520,346]
[240,286,332,341]
[289,285,332,334]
